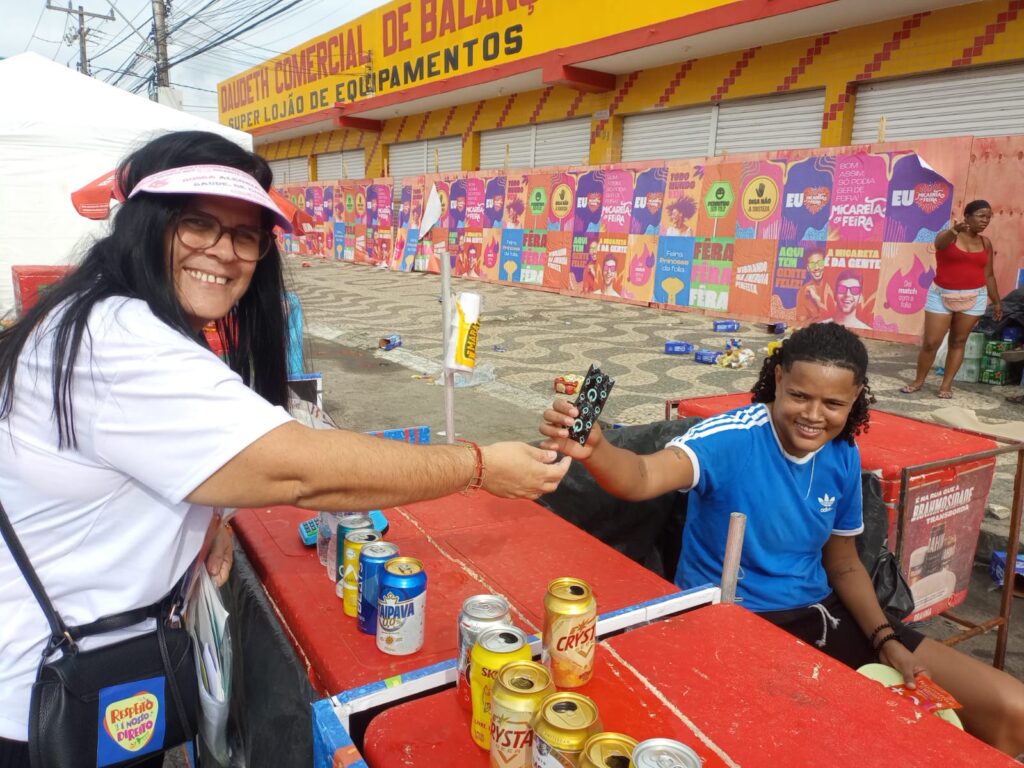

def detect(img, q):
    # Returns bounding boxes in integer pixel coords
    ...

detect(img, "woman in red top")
[901,200,1002,398]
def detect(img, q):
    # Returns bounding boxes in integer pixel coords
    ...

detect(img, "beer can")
[470,626,532,750]
[579,732,638,768]
[531,692,602,768]
[339,530,380,611]
[357,541,400,634]
[330,513,373,583]
[542,577,597,688]
[629,738,702,768]
[458,595,513,711]
[489,661,554,768]
[376,557,427,656]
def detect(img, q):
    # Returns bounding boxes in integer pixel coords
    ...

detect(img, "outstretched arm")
[539,398,694,501]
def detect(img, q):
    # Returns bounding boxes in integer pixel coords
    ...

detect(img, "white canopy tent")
[0,52,252,314]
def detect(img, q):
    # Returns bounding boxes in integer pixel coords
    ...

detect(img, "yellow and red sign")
[218,0,736,131]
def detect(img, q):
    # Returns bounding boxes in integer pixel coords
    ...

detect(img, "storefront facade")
[217,0,1023,181]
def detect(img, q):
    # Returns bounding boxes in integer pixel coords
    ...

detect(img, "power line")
[167,0,303,67]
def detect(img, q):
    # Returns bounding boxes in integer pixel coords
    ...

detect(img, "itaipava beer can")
[469,626,532,750]
[629,738,702,768]
[578,732,638,768]
[489,661,555,768]
[376,557,426,656]
[340,530,380,611]
[531,692,602,768]
[357,541,400,634]
[331,513,373,583]
[542,577,597,688]
[458,595,513,711]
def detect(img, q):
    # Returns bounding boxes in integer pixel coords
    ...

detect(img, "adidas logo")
[818,493,835,514]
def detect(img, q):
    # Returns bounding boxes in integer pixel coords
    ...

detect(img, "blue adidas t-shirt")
[668,403,863,612]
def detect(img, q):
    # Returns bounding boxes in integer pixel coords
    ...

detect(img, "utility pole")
[151,0,169,88]
[46,2,114,76]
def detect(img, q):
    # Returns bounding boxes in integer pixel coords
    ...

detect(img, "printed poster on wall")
[623,235,658,303]
[520,228,548,285]
[736,161,782,241]
[548,173,576,232]
[781,156,834,242]
[828,153,888,242]
[599,169,634,235]
[574,170,604,235]
[728,240,775,318]
[505,174,527,230]
[689,237,734,311]
[543,231,573,292]
[499,228,524,283]
[479,229,503,282]
[876,242,936,337]
[770,241,829,324]
[652,236,695,307]
[525,173,552,231]
[822,241,883,331]
[884,153,954,243]
[630,167,668,236]
[568,232,599,295]
[484,176,506,228]
[660,162,702,237]
[696,163,741,240]
[586,234,629,299]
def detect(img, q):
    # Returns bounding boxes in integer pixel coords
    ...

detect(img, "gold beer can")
[542,577,597,687]
[489,661,555,768]
[531,692,602,768]
[578,732,638,768]
[470,626,533,750]
[340,530,380,616]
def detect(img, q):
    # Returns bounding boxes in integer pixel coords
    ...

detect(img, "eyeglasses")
[836,284,862,296]
[174,211,271,262]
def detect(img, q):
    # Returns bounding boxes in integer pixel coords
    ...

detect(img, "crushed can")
[378,334,402,351]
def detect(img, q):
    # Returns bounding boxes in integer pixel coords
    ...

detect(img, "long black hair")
[750,323,875,444]
[0,131,289,448]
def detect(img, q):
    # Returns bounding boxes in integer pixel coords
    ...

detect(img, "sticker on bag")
[96,676,168,766]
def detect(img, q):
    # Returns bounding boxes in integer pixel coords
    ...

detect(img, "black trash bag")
[975,286,1024,339]
[854,471,914,621]
[537,418,700,581]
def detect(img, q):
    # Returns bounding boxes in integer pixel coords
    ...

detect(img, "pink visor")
[128,164,292,232]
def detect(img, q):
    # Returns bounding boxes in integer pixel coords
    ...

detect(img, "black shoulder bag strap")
[0,500,195,743]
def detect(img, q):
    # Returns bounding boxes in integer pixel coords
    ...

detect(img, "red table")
[233,495,681,696]
[363,603,1017,768]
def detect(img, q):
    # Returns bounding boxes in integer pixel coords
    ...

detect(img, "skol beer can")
[579,733,638,768]
[629,738,702,768]
[542,577,597,688]
[331,513,373,583]
[470,626,532,750]
[376,557,426,656]
[531,692,602,768]
[340,530,380,611]
[357,541,400,634]
[489,661,555,768]
[458,595,513,711]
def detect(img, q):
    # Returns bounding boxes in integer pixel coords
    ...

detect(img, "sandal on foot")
[900,384,923,394]
[936,390,953,399]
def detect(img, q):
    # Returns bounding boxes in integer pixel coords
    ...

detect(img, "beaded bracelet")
[456,439,485,495]
[873,631,900,656]
[868,622,894,647]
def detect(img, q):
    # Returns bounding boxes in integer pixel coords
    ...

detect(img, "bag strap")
[0,500,75,653]
[0,500,168,654]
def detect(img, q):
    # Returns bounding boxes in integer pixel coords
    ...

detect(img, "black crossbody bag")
[0,501,199,768]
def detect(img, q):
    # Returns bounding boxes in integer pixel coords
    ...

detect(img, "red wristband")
[456,439,485,495]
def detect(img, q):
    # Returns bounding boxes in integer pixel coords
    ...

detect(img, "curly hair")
[750,323,875,444]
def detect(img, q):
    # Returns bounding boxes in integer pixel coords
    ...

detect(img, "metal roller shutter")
[852,63,1024,143]
[269,157,308,184]
[317,149,366,180]
[714,91,825,155]
[534,118,591,168]
[621,107,714,162]
[480,125,534,170]
[426,136,463,173]
[389,142,427,179]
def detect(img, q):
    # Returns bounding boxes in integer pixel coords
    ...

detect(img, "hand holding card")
[568,363,615,446]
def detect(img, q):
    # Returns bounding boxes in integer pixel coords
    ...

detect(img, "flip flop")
[936,390,953,399]
[899,384,922,394]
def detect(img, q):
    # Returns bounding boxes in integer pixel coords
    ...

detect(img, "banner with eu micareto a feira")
[277,144,966,344]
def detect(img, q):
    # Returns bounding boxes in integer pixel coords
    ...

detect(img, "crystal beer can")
[578,732,638,768]
[531,692,602,768]
[340,530,380,610]
[330,513,373,583]
[458,595,513,711]
[542,577,597,688]
[489,661,555,768]
[357,541,400,634]
[470,626,532,750]
[629,738,702,768]
[376,557,427,655]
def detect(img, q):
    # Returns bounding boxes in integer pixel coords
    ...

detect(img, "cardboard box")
[964,332,986,360]
[984,339,1015,356]
[981,368,1011,385]
[12,265,73,316]
[953,358,980,383]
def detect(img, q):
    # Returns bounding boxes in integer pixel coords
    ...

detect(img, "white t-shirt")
[0,298,293,740]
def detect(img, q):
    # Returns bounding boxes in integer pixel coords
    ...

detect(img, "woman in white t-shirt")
[0,131,570,766]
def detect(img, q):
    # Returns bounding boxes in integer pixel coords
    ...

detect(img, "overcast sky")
[1,0,382,124]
